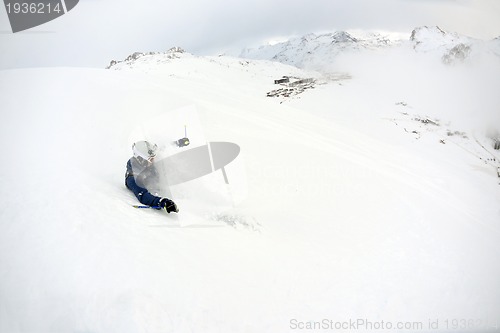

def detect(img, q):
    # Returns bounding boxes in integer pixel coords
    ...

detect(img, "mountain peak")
[331,31,358,43]
[107,47,188,69]
[408,26,477,59]
[410,25,447,41]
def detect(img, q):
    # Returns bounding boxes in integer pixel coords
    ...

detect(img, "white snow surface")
[1,43,500,332]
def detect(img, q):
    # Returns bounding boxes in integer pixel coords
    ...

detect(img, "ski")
[132,204,179,213]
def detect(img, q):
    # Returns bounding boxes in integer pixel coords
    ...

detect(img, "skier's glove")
[160,198,179,213]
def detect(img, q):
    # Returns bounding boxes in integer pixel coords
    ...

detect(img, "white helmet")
[132,141,158,162]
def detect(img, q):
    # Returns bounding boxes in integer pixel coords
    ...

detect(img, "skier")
[125,141,179,213]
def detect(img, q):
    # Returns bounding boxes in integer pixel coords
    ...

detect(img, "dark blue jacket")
[125,157,162,207]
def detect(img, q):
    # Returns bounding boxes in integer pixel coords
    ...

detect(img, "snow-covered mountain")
[409,26,473,51]
[240,30,398,70]
[409,26,486,64]
[1,36,500,332]
[241,26,500,70]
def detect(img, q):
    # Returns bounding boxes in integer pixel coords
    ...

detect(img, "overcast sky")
[1,0,499,69]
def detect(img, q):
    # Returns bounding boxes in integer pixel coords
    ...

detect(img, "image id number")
[5,2,62,14]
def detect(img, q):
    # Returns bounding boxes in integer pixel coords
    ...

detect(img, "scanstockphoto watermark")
[289,318,500,331]
[3,0,79,33]
[290,319,423,331]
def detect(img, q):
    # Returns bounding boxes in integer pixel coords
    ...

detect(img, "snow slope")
[1,46,500,332]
